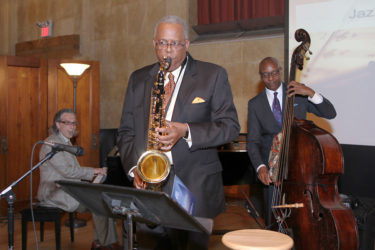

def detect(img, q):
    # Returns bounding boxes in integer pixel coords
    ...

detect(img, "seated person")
[37,108,121,250]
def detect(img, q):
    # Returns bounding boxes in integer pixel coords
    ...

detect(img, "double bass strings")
[271,78,297,233]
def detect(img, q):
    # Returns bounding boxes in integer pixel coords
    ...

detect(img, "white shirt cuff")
[128,165,136,178]
[183,124,192,148]
[256,164,267,173]
[308,92,323,104]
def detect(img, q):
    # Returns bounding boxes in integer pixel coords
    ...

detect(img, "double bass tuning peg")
[305,51,313,61]
[302,44,313,60]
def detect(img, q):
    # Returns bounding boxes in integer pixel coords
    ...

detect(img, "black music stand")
[56,180,213,250]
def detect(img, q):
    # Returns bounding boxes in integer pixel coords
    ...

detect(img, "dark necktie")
[163,73,176,110]
[272,92,282,125]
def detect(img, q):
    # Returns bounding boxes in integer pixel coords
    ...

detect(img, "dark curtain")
[198,0,284,25]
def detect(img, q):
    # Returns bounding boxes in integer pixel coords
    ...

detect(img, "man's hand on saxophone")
[156,121,189,151]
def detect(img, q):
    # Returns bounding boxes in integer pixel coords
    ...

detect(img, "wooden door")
[47,59,100,168]
[0,56,48,214]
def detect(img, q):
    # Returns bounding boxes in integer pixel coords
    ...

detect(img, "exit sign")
[41,26,51,37]
[37,20,53,38]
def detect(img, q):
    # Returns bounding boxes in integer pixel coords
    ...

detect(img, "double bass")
[268,29,359,249]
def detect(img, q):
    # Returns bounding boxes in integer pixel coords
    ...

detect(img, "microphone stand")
[242,190,266,229]
[0,150,57,250]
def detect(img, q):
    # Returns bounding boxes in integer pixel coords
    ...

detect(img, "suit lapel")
[260,90,273,115]
[171,55,196,121]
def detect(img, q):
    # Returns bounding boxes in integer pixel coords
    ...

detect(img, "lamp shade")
[60,63,90,77]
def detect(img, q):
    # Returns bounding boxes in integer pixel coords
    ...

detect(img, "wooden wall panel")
[0,57,7,214]
[15,35,80,60]
[0,55,48,214]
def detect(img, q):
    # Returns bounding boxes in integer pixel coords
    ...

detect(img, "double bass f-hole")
[304,189,325,221]
[304,189,315,215]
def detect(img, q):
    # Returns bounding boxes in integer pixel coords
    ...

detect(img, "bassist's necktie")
[272,92,282,125]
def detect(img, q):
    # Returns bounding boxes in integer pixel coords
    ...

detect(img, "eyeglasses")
[260,70,280,78]
[59,120,78,126]
[155,40,186,50]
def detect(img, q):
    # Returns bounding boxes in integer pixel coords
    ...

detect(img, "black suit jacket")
[247,83,336,171]
[117,54,240,218]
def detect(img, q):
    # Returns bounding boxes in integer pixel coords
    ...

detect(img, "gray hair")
[51,108,75,134]
[154,15,189,40]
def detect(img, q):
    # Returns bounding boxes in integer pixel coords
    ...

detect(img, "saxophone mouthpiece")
[163,57,172,70]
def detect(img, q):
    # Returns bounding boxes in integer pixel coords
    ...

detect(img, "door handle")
[1,136,8,154]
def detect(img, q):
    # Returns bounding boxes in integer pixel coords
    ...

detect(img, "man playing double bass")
[247,56,336,226]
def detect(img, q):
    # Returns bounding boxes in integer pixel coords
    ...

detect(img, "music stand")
[56,180,213,250]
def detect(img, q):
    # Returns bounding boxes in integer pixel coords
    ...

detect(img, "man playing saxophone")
[117,15,240,249]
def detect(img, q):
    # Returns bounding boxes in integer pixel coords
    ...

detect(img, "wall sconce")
[60,63,90,113]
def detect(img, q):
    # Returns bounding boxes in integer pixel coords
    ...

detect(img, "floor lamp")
[60,63,90,228]
[60,63,90,112]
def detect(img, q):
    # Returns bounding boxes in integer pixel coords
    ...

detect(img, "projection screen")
[288,0,375,146]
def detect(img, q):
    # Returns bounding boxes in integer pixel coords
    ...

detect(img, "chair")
[21,206,74,250]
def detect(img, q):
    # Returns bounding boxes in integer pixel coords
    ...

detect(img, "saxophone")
[136,57,172,190]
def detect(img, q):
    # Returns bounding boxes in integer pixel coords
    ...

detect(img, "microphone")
[42,141,85,156]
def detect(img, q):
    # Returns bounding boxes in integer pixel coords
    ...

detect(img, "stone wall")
[0,0,284,132]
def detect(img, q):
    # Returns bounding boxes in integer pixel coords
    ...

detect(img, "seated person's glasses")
[59,120,78,126]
